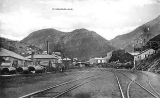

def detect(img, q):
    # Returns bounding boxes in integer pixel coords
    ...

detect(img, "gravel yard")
[1,68,160,98]
[0,69,84,98]
[64,70,121,98]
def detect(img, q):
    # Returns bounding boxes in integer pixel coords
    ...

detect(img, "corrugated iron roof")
[0,48,31,61]
[25,54,57,59]
[134,49,155,56]
[128,52,140,56]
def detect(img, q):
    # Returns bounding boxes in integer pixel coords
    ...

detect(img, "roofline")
[0,55,31,61]
[27,57,56,59]
[0,48,31,61]
[134,49,155,56]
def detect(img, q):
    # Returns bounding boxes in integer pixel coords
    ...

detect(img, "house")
[89,57,105,64]
[62,57,72,69]
[134,49,155,61]
[25,54,58,66]
[0,48,31,67]
[129,52,140,56]
[129,52,140,62]
[25,54,59,72]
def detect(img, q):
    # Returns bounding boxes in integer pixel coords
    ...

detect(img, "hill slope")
[21,28,65,50]
[111,15,160,51]
[21,28,115,60]
[0,37,41,56]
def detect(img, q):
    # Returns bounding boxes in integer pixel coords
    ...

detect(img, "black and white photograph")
[0,0,160,98]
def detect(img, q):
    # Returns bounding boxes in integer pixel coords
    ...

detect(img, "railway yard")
[1,68,160,98]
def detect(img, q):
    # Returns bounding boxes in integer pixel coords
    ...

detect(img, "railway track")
[111,70,125,98]
[19,68,102,98]
[137,71,160,97]
[112,70,137,98]
[51,76,100,98]
[118,70,160,98]
[113,69,159,98]
[126,75,136,98]
[18,68,160,98]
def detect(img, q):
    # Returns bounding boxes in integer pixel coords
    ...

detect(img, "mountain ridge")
[21,28,115,60]
[111,15,160,51]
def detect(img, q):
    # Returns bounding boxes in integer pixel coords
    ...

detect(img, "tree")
[119,53,134,63]
[109,49,125,62]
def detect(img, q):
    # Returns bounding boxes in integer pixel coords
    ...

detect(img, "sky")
[0,0,160,41]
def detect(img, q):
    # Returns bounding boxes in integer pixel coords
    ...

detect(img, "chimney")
[47,40,49,54]
[31,51,35,62]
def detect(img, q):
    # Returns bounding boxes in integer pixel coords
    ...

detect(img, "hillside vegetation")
[111,15,160,52]
[21,28,115,60]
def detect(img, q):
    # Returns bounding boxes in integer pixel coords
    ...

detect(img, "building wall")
[89,58,105,64]
[135,49,155,61]
[9,57,24,66]
[29,58,58,68]
[0,56,26,67]
[89,58,97,64]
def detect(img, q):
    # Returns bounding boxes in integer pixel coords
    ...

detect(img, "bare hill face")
[21,28,115,60]
[111,15,160,52]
